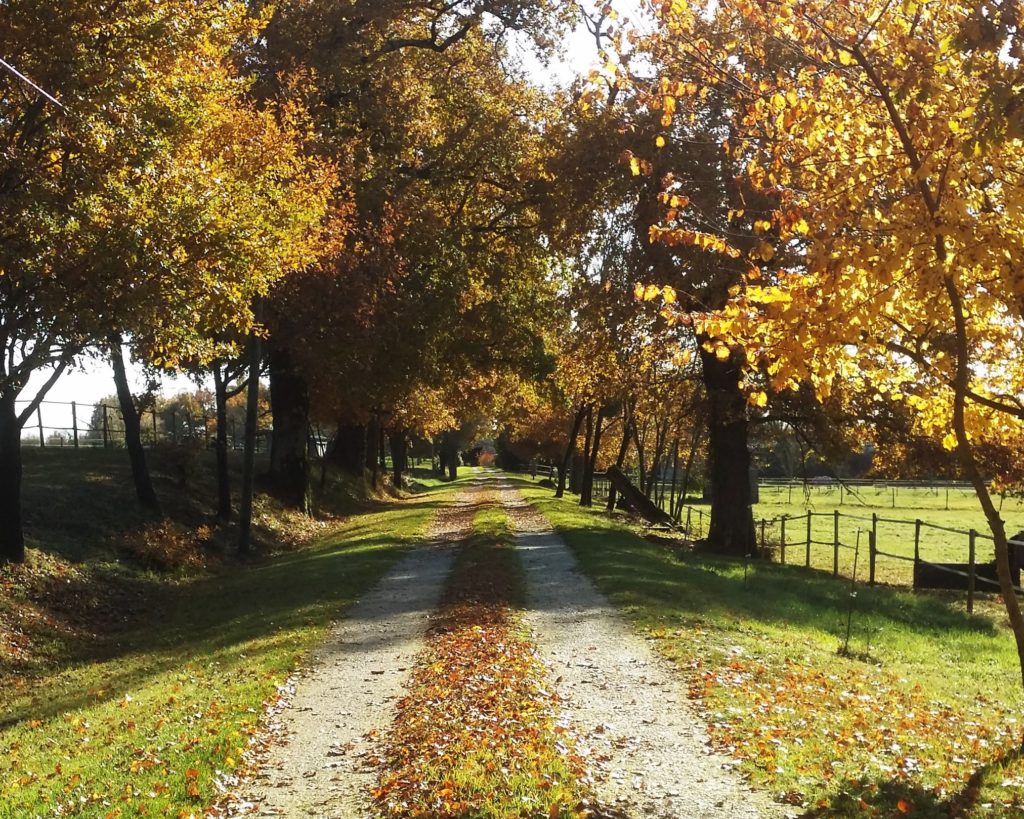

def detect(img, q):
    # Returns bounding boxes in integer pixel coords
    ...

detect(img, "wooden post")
[869,513,878,585]
[37,406,44,447]
[806,510,812,568]
[892,485,896,508]
[967,529,976,614]
[151,408,158,442]
[760,518,766,553]
[917,518,925,581]
[780,515,787,564]
[945,486,949,511]
[684,507,691,541]
[71,401,79,448]
[171,409,178,444]
[833,509,840,576]
[203,414,210,446]
[102,404,110,448]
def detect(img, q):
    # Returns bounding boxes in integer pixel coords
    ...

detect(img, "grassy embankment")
[518,477,1024,818]
[1,448,455,818]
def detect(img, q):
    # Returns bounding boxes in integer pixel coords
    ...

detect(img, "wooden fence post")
[968,529,976,614]
[913,518,922,587]
[171,409,178,444]
[684,507,691,541]
[833,509,840,576]
[37,406,45,447]
[102,404,109,448]
[806,510,812,568]
[151,408,158,442]
[869,513,878,586]
[760,518,766,553]
[71,401,79,448]
[780,515,787,564]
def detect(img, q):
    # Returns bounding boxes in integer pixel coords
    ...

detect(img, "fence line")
[569,467,1022,611]
[14,398,272,453]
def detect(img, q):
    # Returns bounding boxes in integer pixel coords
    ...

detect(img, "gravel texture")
[499,480,783,819]
[240,485,486,818]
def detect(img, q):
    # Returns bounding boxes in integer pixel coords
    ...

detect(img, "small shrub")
[153,440,204,488]
[122,521,211,571]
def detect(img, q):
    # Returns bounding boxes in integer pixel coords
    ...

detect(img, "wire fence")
[531,465,1024,610]
[15,398,271,453]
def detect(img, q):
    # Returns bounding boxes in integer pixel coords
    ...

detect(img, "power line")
[0,56,66,111]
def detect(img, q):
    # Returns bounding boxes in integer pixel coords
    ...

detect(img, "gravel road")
[239,485,485,818]
[499,481,782,819]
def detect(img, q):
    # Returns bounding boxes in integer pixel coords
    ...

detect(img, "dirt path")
[499,481,783,819]
[239,485,486,818]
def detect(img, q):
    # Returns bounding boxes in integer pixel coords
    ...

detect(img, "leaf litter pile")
[372,509,600,818]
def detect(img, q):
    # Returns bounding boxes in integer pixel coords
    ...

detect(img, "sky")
[19,1,637,440]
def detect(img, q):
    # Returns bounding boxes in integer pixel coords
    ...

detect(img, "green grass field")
[518,477,1024,817]
[638,480,1024,586]
[752,483,1024,586]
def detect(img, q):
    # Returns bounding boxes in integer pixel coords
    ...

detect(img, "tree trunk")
[0,392,25,563]
[699,344,757,556]
[556,406,587,498]
[945,275,1024,687]
[631,417,648,495]
[213,365,232,521]
[573,406,593,496]
[327,423,366,476]
[606,406,632,511]
[668,438,680,521]
[437,432,459,482]
[390,429,408,487]
[676,422,703,520]
[238,320,262,555]
[581,406,605,507]
[267,342,311,513]
[366,415,380,488]
[646,417,668,501]
[109,335,159,512]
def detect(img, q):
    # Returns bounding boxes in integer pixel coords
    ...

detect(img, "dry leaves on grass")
[372,531,596,818]
[656,627,1024,816]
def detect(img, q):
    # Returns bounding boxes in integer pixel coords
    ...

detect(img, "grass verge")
[372,502,594,818]
[516,477,1024,818]
[0,476,458,818]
